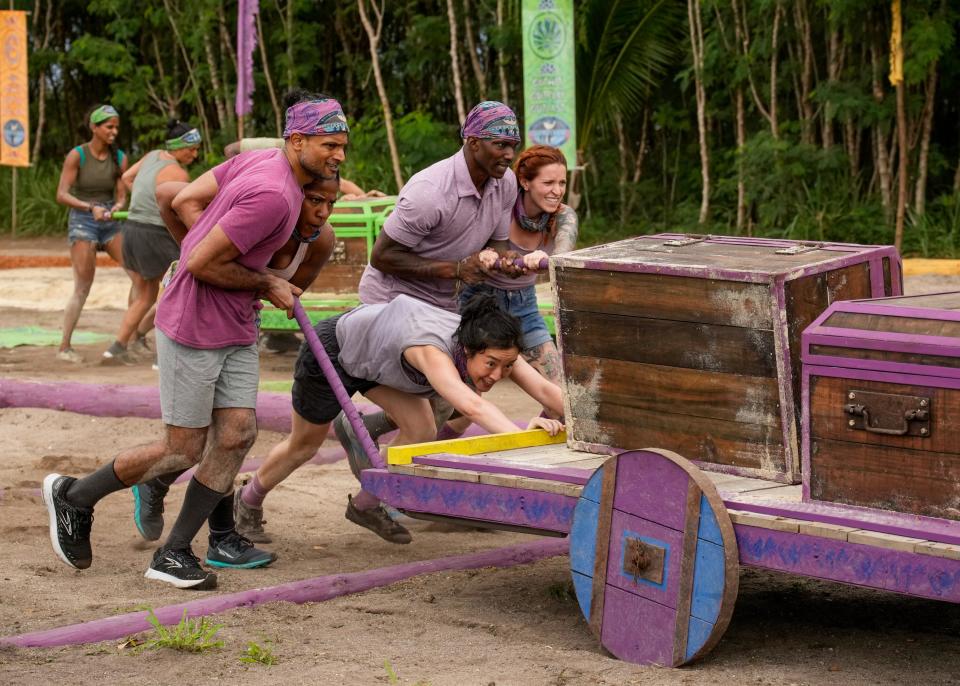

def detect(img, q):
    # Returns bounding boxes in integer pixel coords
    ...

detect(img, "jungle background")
[2,0,959,255]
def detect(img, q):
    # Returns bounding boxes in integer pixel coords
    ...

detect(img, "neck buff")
[451,343,474,388]
[283,99,349,138]
[460,101,521,142]
[165,128,202,150]
[514,191,552,233]
[292,223,324,244]
[90,105,119,125]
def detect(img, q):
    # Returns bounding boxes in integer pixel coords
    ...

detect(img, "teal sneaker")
[205,531,276,569]
[132,480,168,541]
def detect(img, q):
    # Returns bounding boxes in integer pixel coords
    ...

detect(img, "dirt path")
[0,259,959,684]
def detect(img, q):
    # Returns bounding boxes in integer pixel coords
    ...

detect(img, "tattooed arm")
[553,205,580,255]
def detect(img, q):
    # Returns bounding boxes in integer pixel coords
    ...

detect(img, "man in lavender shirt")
[358,100,523,312]
[41,93,349,589]
[324,102,525,542]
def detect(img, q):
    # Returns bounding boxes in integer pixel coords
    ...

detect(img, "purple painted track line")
[0,378,377,433]
[2,538,569,649]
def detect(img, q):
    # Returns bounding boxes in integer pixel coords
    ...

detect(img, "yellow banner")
[1,11,29,167]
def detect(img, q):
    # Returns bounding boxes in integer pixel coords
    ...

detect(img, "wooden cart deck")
[360,433,960,600]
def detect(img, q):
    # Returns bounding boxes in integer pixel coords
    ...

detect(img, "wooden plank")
[477,471,525,488]
[589,458,618,640]
[554,269,773,328]
[809,437,960,521]
[824,310,960,339]
[847,529,925,553]
[560,239,858,272]
[672,481,701,665]
[915,541,960,560]
[570,402,787,476]
[797,522,859,541]
[725,485,802,504]
[388,464,480,483]
[870,291,960,310]
[386,429,566,465]
[808,343,960,370]
[559,310,777,378]
[515,477,583,497]
[784,263,874,444]
[728,510,799,532]
[715,477,788,495]
[563,354,781,428]
[557,457,608,472]
[810,375,960,455]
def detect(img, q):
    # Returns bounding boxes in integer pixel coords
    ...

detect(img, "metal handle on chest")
[843,390,931,437]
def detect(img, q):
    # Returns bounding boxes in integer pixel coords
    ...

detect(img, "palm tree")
[575,0,685,152]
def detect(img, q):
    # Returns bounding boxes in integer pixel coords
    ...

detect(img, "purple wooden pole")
[493,257,549,270]
[293,298,384,470]
[2,538,569,648]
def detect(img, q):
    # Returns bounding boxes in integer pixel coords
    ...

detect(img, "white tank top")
[265,240,309,281]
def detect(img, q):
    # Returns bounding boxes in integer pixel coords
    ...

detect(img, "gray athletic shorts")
[156,329,259,428]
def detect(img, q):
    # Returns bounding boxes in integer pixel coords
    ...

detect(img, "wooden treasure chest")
[803,292,960,520]
[552,234,901,483]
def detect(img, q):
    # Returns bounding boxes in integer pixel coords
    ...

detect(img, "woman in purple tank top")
[459,145,579,388]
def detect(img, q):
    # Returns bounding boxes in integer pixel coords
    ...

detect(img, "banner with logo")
[1,10,29,167]
[522,0,576,165]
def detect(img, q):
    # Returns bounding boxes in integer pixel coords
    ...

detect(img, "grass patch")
[239,638,278,666]
[139,608,224,653]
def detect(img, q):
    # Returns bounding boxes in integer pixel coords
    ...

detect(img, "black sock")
[163,477,227,551]
[207,492,235,541]
[65,460,126,509]
[362,411,397,440]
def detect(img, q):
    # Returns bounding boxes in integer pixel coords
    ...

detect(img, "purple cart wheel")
[569,449,739,667]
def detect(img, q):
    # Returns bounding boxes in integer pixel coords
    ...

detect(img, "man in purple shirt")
[42,93,349,589]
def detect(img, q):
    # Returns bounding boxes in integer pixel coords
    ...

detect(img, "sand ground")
[0,244,959,685]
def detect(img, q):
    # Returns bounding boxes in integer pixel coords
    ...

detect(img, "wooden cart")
[352,236,960,667]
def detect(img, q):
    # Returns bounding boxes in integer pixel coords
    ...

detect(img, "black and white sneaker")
[42,473,94,569]
[145,547,217,589]
[206,531,276,569]
[132,480,169,541]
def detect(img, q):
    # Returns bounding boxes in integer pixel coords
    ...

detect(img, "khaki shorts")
[156,329,259,428]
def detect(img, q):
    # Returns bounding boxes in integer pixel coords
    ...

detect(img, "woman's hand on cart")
[527,415,564,436]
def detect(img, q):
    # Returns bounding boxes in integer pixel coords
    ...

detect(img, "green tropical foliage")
[4,0,960,255]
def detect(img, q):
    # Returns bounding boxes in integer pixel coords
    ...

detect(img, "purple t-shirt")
[155,148,302,348]
[358,146,515,311]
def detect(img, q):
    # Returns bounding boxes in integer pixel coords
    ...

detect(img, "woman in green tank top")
[54,104,130,363]
[102,120,201,365]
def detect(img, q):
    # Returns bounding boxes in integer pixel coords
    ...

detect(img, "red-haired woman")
[458,145,578,386]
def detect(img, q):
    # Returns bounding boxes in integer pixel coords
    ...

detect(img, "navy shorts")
[292,314,378,425]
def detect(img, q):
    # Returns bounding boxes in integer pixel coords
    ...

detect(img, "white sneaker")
[56,348,84,364]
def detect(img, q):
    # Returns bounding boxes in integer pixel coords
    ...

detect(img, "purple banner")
[235,0,259,117]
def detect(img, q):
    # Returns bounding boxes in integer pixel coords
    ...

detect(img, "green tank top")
[127,150,178,226]
[71,143,122,204]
